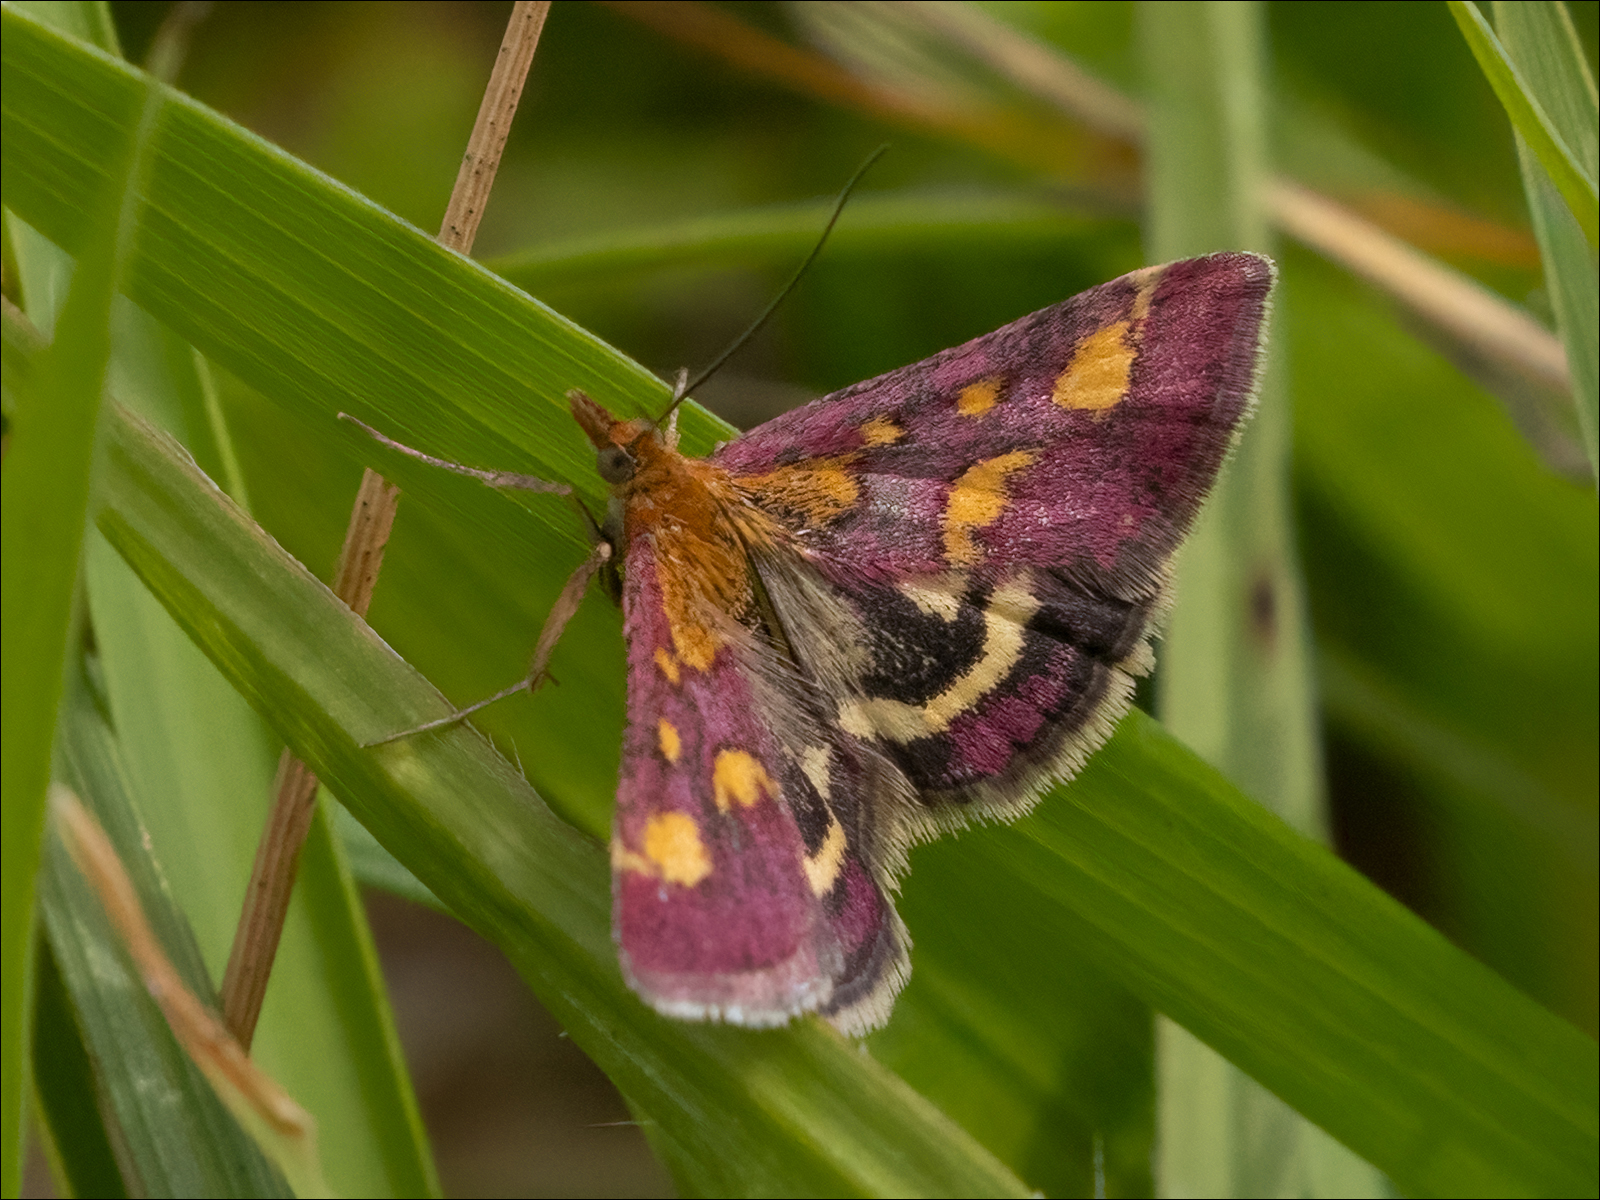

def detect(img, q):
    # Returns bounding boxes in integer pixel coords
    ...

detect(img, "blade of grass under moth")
[1138,3,1385,1195]
[1448,0,1598,248]
[1492,0,1599,483]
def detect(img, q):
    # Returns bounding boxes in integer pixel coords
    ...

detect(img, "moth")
[356,251,1274,1036]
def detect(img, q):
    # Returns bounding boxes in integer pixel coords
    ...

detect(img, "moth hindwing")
[566,252,1274,1035]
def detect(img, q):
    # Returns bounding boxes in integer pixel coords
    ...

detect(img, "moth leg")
[362,541,611,747]
[523,540,612,687]
[339,413,570,494]
[341,412,611,578]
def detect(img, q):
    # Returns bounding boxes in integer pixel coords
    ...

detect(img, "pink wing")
[715,253,1271,596]
[610,540,907,1033]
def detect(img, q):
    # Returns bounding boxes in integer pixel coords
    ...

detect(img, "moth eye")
[596,444,636,484]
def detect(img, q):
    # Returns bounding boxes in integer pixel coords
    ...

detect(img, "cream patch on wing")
[798,745,833,801]
[796,746,846,897]
[803,818,847,897]
[898,575,967,623]
[837,575,1041,742]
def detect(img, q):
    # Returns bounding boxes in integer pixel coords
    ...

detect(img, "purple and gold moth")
[565,251,1275,1035]
[353,251,1273,1034]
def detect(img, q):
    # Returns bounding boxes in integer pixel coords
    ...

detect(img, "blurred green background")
[16,1,1598,1195]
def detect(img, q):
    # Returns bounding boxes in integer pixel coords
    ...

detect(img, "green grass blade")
[1490,1,1599,181]
[996,713,1598,1199]
[11,168,439,1200]
[334,807,443,912]
[78,278,439,1200]
[45,676,289,1196]
[30,936,128,1199]
[0,15,147,1188]
[1514,132,1599,482]
[484,192,1112,292]
[1449,0,1599,247]
[6,9,441,1192]
[283,802,443,1197]
[1494,1,1600,482]
[1139,3,1378,1193]
[4,0,120,56]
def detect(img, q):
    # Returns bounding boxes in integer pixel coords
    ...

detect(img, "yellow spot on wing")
[1052,319,1134,412]
[803,817,847,897]
[641,813,712,887]
[713,749,777,813]
[653,647,681,686]
[860,415,903,446]
[1052,268,1162,413]
[838,575,1042,742]
[736,458,860,527]
[958,377,1001,416]
[943,451,1038,567]
[671,625,719,673]
[657,718,681,764]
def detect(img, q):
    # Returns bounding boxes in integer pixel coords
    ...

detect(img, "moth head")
[596,442,637,485]
[569,389,657,487]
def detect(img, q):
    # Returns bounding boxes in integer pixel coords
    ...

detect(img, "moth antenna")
[654,144,890,426]
[339,413,570,494]
[361,541,611,747]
